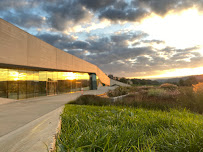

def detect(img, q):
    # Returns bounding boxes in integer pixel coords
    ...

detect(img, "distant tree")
[140,79,147,85]
[115,77,119,81]
[131,79,140,85]
[178,79,185,86]
[108,74,114,79]
[184,77,198,86]
[120,77,128,83]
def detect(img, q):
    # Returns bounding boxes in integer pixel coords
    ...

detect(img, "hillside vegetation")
[56,105,203,152]
[56,83,203,152]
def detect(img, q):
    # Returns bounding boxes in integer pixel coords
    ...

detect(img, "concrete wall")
[0,18,110,85]
[110,79,131,87]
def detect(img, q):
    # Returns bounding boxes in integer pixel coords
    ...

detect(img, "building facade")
[0,19,110,100]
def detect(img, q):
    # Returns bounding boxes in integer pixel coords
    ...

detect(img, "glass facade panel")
[71,80,76,92]
[39,71,47,81]
[38,81,46,96]
[8,81,18,99]
[19,81,27,99]
[47,72,53,81]
[0,81,7,98]
[0,68,8,81]
[53,72,58,81]
[33,71,39,81]
[8,69,19,81]
[0,68,91,100]
[18,70,27,81]
[0,69,8,98]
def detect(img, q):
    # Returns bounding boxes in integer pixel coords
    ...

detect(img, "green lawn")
[56,105,203,152]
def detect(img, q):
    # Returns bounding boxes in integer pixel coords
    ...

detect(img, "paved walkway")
[0,86,114,152]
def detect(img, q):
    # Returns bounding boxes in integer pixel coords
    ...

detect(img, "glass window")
[53,72,58,81]
[39,71,47,81]
[71,79,76,92]
[18,70,27,81]
[33,81,39,97]
[33,71,39,81]
[0,68,91,99]
[76,81,82,91]
[8,69,19,81]
[0,81,7,98]
[0,68,8,81]
[18,81,27,99]
[8,81,18,99]
[47,72,53,81]
[27,71,34,81]
[38,81,46,96]
[0,68,8,98]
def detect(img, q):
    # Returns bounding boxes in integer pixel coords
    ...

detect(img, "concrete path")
[0,86,114,152]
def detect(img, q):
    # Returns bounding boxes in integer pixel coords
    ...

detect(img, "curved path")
[0,86,114,152]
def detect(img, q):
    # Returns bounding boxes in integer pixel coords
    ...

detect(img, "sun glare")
[138,8,203,51]
[64,72,77,80]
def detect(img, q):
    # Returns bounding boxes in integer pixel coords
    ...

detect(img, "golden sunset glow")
[131,67,203,79]
[5,70,90,81]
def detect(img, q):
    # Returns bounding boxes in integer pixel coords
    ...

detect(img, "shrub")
[193,82,203,93]
[192,83,203,113]
[148,88,166,97]
[160,83,178,90]
[107,86,128,97]
[176,87,203,114]
[71,95,111,106]
[136,86,154,91]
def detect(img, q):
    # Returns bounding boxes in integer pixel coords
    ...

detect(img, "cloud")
[2,11,45,28]
[72,41,90,49]
[1,0,203,78]
[44,0,92,31]
[99,8,149,22]
[0,0,29,11]
[36,30,203,77]
[99,0,203,22]
[1,0,203,30]
[79,0,116,10]
[135,0,200,16]
[36,33,75,50]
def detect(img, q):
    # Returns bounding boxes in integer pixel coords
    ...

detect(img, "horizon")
[1,0,203,78]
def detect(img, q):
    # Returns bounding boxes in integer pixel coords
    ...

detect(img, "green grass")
[56,105,203,152]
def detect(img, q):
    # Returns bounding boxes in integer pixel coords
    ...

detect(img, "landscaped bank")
[56,104,203,152]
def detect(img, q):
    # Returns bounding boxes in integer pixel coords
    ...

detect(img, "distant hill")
[156,74,203,83]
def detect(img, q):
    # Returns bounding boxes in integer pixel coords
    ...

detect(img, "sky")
[1,0,203,79]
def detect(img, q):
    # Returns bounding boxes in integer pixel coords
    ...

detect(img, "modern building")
[0,18,110,100]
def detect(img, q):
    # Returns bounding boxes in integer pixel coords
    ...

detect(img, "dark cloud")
[44,0,92,31]
[1,0,203,30]
[99,0,203,22]
[114,1,128,10]
[2,11,45,28]
[0,0,28,11]
[99,8,149,22]
[135,0,203,17]
[142,40,165,44]
[111,32,148,43]
[0,0,44,29]
[36,33,74,50]
[72,41,90,49]
[79,0,116,10]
